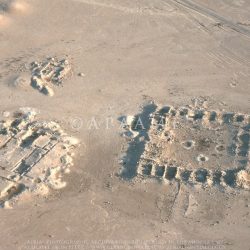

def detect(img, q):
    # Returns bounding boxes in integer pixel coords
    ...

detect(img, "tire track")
[167,0,250,38]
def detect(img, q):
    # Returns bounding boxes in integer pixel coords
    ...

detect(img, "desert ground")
[0,0,250,249]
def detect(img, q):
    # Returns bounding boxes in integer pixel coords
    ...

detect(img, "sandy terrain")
[0,0,249,249]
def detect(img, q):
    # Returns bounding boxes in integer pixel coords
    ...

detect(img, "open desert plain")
[0,0,250,249]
